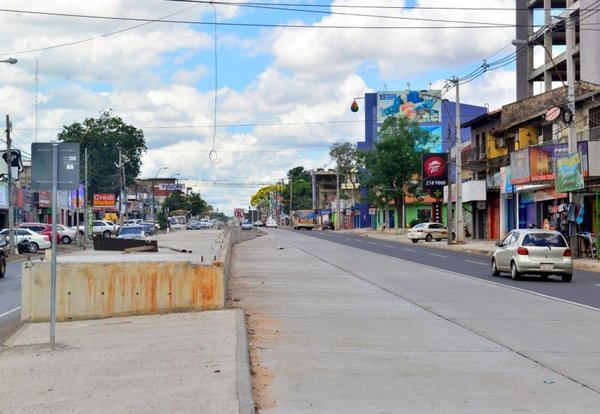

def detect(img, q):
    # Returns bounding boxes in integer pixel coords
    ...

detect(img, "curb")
[235,308,255,414]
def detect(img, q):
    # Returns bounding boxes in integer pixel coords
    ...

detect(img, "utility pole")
[336,168,340,230]
[453,77,464,243]
[84,148,89,244]
[447,124,453,246]
[5,115,15,255]
[289,177,293,227]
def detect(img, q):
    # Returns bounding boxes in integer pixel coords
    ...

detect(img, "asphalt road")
[285,228,600,310]
[0,260,26,344]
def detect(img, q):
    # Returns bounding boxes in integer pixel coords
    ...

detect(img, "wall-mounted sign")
[93,193,115,207]
[159,183,186,191]
[0,150,24,179]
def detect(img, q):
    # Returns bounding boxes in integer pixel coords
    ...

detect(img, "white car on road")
[266,218,278,228]
[56,224,77,244]
[0,228,52,251]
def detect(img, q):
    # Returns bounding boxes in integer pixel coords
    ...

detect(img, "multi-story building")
[356,89,487,230]
[515,0,600,100]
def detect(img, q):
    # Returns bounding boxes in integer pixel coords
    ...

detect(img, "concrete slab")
[0,310,253,414]
[231,230,600,413]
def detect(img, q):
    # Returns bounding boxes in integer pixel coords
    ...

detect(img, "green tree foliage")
[329,142,362,198]
[57,110,146,197]
[285,166,312,210]
[162,191,210,217]
[360,115,431,228]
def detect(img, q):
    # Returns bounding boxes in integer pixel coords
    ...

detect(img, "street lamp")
[511,39,566,88]
[0,58,17,65]
[152,167,168,219]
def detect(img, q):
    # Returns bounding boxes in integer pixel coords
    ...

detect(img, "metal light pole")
[152,167,168,219]
[0,58,17,65]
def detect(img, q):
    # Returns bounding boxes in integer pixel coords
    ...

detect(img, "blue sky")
[0,0,522,214]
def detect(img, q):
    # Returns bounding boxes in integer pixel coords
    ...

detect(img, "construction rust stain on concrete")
[23,261,226,322]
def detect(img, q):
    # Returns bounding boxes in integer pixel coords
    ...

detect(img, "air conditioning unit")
[495,138,506,148]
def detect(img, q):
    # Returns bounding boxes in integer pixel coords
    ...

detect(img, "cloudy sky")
[0,0,522,215]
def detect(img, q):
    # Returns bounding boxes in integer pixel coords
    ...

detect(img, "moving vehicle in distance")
[491,229,573,282]
[266,217,278,228]
[322,220,335,230]
[241,219,253,230]
[292,210,315,230]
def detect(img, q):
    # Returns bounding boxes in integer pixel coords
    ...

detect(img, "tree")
[57,110,146,197]
[285,166,312,211]
[360,115,431,229]
[162,191,209,217]
[329,142,361,198]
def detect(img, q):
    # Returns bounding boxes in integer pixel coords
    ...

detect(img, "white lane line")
[429,253,447,258]
[384,244,395,248]
[0,306,21,319]
[367,241,377,245]
[403,248,417,252]
[466,260,488,266]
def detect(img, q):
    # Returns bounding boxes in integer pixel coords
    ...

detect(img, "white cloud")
[0,0,523,215]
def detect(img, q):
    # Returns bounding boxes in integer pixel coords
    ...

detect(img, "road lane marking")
[429,253,447,258]
[367,241,377,245]
[0,306,21,319]
[466,260,488,266]
[403,248,417,252]
[384,244,395,248]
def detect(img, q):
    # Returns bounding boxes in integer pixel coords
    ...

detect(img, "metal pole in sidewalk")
[50,143,58,349]
[5,115,15,255]
[454,78,464,243]
[447,125,453,245]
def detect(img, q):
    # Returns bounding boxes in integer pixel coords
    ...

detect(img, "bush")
[409,218,421,228]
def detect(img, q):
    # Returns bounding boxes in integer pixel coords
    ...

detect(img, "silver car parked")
[491,229,573,282]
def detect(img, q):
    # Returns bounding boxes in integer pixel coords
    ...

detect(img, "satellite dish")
[545,106,560,122]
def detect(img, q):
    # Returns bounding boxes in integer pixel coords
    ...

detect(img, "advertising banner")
[422,153,448,198]
[93,193,115,207]
[159,183,186,191]
[555,152,585,193]
[510,149,531,184]
[39,190,51,207]
[510,142,589,185]
[376,90,441,123]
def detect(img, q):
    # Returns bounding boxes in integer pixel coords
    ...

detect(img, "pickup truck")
[72,220,119,238]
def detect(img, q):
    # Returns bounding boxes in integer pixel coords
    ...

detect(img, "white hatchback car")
[266,218,278,228]
[491,229,573,282]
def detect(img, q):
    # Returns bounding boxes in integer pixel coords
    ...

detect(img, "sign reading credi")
[93,193,116,207]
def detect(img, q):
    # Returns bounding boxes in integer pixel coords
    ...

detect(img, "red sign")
[422,153,448,190]
[234,208,245,219]
[93,193,115,207]
[38,190,51,208]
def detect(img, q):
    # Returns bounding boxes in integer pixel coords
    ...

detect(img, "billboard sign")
[93,193,115,207]
[159,183,186,191]
[422,153,448,194]
[377,89,441,123]
[555,152,585,193]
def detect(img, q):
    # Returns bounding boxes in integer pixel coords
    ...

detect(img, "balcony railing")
[466,145,486,162]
